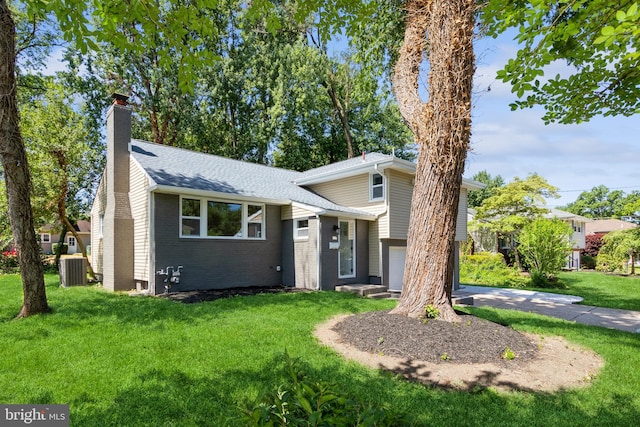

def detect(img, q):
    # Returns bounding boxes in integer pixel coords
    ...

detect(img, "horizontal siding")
[388,170,414,239]
[455,189,468,241]
[309,174,386,215]
[130,160,150,281]
[281,205,316,220]
[89,174,106,276]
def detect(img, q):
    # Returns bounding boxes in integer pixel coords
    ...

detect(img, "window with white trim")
[370,173,384,201]
[40,233,51,243]
[180,197,265,239]
[295,219,309,239]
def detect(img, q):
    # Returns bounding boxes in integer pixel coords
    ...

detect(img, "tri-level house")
[91,96,482,294]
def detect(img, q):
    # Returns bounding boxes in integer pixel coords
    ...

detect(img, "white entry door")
[67,236,77,254]
[338,220,355,278]
[388,246,406,292]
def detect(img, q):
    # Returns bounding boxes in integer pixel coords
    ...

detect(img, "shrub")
[581,254,596,270]
[241,351,410,426]
[52,243,68,255]
[0,250,19,274]
[460,252,529,287]
[518,218,573,277]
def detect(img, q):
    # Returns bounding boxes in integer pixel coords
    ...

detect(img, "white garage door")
[388,246,406,292]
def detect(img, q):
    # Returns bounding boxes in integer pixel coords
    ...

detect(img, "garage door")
[388,246,406,292]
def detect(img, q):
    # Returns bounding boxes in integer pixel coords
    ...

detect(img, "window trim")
[180,196,266,240]
[294,218,310,240]
[40,233,51,243]
[369,172,384,202]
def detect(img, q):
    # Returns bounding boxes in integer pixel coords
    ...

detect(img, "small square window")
[40,233,51,243]
[295,219,309,239]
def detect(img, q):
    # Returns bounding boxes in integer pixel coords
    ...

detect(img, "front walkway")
[454,285,640,334]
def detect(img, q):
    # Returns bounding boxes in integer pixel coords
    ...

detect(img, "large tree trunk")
[0,0,49,317]
[390,0,475,321]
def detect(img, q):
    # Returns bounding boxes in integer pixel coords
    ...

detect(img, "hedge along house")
[91,95,482,294]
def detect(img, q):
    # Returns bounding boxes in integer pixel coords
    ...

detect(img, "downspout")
[316,214,321,291]
[148,189,155,294]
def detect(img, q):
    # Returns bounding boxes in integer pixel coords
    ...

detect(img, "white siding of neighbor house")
[130,160,150,282]
[455,189,468,241]
[90,175,107,276]
[388,169,414,240]
[308,174,386,215]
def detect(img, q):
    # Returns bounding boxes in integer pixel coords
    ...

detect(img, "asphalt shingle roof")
[130,140,375,218]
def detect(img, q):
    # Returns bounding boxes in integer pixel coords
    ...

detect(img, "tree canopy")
[482,1,640,124]
[473,174,559,270]
[562,185,640,220]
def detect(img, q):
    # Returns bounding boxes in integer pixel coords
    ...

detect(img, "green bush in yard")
[241,351,410,426]
[460,252,528,287]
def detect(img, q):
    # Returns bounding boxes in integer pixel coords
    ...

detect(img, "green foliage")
[468,170,504,208]
[562,185,627,219]
[473,174,558,236]
[518,218,574,277]
[424,304,440,320]
[581,254,596,270]
[501,347,515,361]
[597,228,640,273]
[241,351,409,426]
[482,0,640,124]
[51,243,68,255]
[460,253,529,288]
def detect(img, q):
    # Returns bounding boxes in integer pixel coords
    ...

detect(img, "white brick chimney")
[102,93,134,291]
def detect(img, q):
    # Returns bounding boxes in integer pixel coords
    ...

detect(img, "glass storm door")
[338,220,355,278]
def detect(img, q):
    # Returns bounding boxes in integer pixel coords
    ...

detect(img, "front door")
[67,236,77,254]
[338,220,355,278]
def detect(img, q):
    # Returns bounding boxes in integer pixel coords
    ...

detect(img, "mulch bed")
[158,285,308,304]
[332,310,539,365]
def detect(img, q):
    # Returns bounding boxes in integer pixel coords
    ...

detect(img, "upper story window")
[370,173,384,201]
[295,219,309,240]
[181,197,265,239]
[40,233,51,243]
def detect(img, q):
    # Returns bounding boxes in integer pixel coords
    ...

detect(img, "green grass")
[2,274,640,426]
[463,269,640,312]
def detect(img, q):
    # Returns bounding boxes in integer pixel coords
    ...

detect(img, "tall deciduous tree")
[0,0,49,317]
[598,228,640,275]
[473,174,559,271]
[563,185,626,219]
[20,79,100,278]
[388,0,476,321]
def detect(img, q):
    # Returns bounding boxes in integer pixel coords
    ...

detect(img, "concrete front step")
[335,284,387,297]
[367,292,392,299]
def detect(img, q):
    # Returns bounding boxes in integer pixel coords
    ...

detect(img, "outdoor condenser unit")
[59,257,87,287]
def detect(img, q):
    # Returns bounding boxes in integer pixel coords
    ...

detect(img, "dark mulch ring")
[332,310,539,366]
[158,285,308,304]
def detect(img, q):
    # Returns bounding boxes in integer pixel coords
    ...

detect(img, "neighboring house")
[468,207,590,270]
[90,96,482,294]
[38,220,91,255]
[585,219,638,235]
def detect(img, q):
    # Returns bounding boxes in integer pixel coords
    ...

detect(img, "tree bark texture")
[390,0,475,321]
[0,0,49,317]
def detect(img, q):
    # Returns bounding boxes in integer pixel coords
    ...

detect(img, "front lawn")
[2,274,640,425]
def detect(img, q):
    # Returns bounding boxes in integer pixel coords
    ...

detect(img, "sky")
[468,32,640,208]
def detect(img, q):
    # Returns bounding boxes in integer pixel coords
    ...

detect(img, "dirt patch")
[316,311,603,393]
